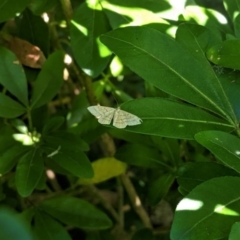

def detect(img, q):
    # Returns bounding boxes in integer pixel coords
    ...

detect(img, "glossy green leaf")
[0,209,32,240]
[0,0,29,23]
[207,40,240,70]
[115,143,162,168]
[100,26,235,121]
[50,149,93,178]
[0,47,28,106]
[42,117,65,135]
[40,196,112,229]
[16,149,44,197]
[177,162,239,194]
[30,51,64,109]
[107,98,233,140]
[176,23,221,65]
[171,177,240,240]
[148,172,175,206]
[71,1,111,77]
[0,144,29,174]
[229,222,240,240]
[42,131,89,152]
[0,93,26,118]
[19,8,49,55]
[195,131,240,174]
[29,0,58,15]
[33,211,71,240]
[42,132,92,177]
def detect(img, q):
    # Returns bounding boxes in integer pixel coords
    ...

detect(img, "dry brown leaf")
[7,37,46,68]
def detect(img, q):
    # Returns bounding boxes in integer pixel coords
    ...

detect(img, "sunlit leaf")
[78,157,127,184]
[101,26,236,122]
[195,131,240,174]
[171,177,240,240]
[71,1,111,77]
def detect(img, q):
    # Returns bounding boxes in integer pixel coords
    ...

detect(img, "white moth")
[87,105,142,129]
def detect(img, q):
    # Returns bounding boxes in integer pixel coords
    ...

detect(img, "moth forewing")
[88,105,115,125]
[113,108,128,129]
[88,105,142,129]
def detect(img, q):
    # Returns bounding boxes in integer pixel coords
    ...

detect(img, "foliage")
[0,0,240,239]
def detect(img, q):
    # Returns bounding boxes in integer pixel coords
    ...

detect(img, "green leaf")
[35,171,46,190]
[0,209,32,240]
[0,0,29,23]
[29,0,58,15]
[71,1,111,77]
[33,211,71,240]
[42,132,92,177]
[233,14,240,39]
[115,143,162,168]
[207,40,240,70]
[16,149,44,197]
[100,26,235,121]
[171,177,240,240]
[30,51,64,109]
[19,8,49,55]
[42,131,89,152]
[42,117,65,135]
[50,149,93,178]
[148,172,175,206]
[229,222,240,240]
[0,144,29,174]
[223,0,240,21]
[176,23,221,65]
[195,131,240,174]
[0,93,26,118]
[40,196,112,229]
[177,162,239,194]
[0,47,28,106]
[0,136,16,152]
[111,98,233,139]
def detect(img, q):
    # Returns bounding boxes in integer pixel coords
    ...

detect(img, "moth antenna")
[112,92,120,107]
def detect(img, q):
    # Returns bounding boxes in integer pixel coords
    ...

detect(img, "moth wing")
[113,108,142,129]
[88,105,115,125]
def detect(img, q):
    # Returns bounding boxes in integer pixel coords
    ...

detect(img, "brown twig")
[121,174,152,229]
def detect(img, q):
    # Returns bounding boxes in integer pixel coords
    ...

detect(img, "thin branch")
[121,174,152,229]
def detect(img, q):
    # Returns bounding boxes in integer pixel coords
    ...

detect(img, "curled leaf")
[7,37,45,68]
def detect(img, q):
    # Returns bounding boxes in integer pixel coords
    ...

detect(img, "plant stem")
[59,0,73,27]
[121,174,152,229]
